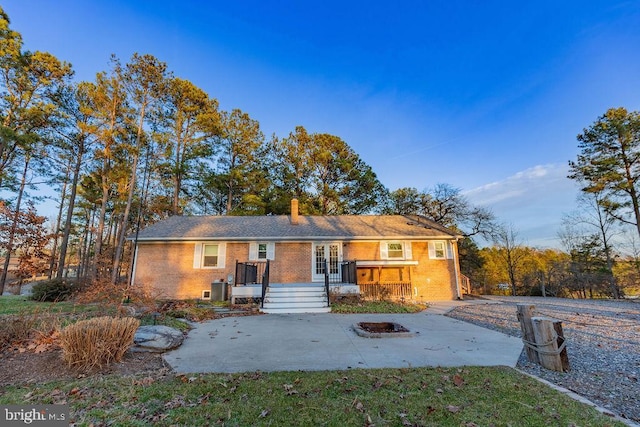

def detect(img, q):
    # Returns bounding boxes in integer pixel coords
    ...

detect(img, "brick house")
[130,199,464,313]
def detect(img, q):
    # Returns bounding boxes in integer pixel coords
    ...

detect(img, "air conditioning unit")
[201,289,212,300]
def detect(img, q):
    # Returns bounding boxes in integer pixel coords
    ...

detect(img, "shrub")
[158,300,218,322]
[0,315,36,349]
[59,316,140,371]
[30,279,78,302]
[0,311,61,350]
[75,278,159,315]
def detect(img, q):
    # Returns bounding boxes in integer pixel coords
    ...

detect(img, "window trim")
[193,242,226,269]
[380,241,412,260]
[249,242,275,261]
[428,240,452,260]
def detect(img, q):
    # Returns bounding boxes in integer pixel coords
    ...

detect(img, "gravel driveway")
[446,296,640,424]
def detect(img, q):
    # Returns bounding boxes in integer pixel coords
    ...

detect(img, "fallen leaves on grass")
[283,383,298,395]
[453,374,465,387]
[133,376,156,386]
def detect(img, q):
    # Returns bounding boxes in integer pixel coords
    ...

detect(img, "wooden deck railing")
[358,282,412,301]
[460,273,471,295]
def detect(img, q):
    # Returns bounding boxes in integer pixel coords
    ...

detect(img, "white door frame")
[311,242,342,282]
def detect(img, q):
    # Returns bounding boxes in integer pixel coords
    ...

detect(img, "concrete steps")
[261,285,331,314]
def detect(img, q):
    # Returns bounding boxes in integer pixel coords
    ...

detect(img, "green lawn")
[0,295,110,316]
[331,299,426,313]
[0,366,623,426]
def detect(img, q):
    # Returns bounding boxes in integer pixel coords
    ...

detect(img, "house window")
[380,241,412,260]
[194,242,226,269]
[387,243,404,259]
[203,244,219,267]
[249,242,275,261]
[429,241,447,259]
[257,243,267,259]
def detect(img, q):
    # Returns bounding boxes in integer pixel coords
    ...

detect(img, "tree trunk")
[91,168,110,281]
[48,169,69,278]
[0,156,29,294]
[79,209,94,280]
[172,137,182,215]
[112,104,146,284]
[56,143,84,278]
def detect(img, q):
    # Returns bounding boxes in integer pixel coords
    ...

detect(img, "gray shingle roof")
[132,214,459,241]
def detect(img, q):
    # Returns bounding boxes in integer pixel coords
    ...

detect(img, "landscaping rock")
[133,325,184,353]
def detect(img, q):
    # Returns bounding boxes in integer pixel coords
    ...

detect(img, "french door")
[312,243,342,282]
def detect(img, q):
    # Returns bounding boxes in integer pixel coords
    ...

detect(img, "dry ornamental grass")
[59,316,140,371]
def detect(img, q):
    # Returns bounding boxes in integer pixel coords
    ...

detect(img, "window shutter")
[193,243,202,269]
[249,243,258,261]
[446,241,454,259]
[405,241,413,260]
[380,241,388,259]
[267,242,275,260]
[217,243,226,268]
[428,242,436,259]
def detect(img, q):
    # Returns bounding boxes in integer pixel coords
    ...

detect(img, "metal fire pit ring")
[352,321,414,338]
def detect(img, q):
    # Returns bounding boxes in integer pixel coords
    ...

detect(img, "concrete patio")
[164,301,523,373]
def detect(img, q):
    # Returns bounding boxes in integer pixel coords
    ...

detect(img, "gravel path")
[446,296,640,424]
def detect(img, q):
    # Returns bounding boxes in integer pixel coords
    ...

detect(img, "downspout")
[451,237,463,300]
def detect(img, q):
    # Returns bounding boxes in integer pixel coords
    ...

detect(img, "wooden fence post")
[531,317,570,372]
[517,304,539,364]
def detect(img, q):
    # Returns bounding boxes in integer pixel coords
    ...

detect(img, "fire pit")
[352,322,413,338]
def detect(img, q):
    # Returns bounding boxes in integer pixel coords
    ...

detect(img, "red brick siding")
[344,241,458,301]
[270,242,312,283]
[409,241,458,301]
[133,240,458,301]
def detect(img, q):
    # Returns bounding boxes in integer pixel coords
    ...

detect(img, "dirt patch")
[0,306,260,389]
[0,347,169,388]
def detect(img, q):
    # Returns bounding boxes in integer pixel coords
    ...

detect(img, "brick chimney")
[290,198,299,225]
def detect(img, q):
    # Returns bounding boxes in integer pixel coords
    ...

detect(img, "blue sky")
[3,1,640,247]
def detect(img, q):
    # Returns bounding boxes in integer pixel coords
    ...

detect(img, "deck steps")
[261,284,331,314]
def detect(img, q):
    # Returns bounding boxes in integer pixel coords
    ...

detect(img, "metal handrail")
[324,259,330,306]
[261,259,270,308]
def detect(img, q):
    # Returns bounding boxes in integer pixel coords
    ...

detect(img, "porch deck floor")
[164,300,522,374]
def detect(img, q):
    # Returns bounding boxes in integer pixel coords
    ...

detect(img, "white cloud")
[464,164,580,248]
[465,164,560,205]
